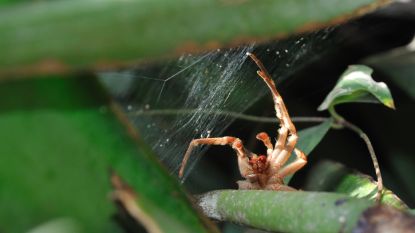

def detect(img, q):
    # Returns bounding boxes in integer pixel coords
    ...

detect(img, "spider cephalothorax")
[249,155,268,174]
[179,53,307,191]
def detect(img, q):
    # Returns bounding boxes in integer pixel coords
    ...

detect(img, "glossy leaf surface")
[318,65,395,111]
[0,0,389,77]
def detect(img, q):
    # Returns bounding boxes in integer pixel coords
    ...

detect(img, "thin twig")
[128,109,327,124]
[329,107,384,203]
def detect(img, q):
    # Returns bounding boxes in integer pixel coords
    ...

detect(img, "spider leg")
[264,149,306,191]
[178,137,253,179]
[256,132,273,156]
[277,148,307,178]
[272,133,298,167]
[271,127,288,161]
[246,52,296,135]
[247,52,300,168]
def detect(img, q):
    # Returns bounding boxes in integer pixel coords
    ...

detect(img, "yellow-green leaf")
[284,119,333,183]
[318,65,395,111]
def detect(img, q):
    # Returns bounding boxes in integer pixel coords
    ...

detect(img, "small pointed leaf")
[284,118,332,183]
[318,65,395,111]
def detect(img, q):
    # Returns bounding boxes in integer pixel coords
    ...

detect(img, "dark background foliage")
[1,1,414,232]
[183,2,415,211]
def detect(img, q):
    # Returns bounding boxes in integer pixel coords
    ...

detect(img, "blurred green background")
[0,0,414,232]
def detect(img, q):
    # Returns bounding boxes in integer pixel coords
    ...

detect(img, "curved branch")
[329,106,384,203]
[196,190,415,233]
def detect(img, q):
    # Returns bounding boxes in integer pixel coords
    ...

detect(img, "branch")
[329,106,384,203]
[196,190,415,233]
[129,108,327,124]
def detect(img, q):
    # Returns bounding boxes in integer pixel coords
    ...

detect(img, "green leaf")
[318,65,395,111]
[0,0,389,77]
[0,76,212,233]
[296,119,333,156]
[284,119,333,183]
[304,160,408,210]
[27,218,82,233]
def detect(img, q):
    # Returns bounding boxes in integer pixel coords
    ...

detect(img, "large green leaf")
[0,76,212,233]
[0,0,388,77]
[318,65,395,111]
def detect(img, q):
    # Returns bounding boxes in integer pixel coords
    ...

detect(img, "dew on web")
[98,27,338,180]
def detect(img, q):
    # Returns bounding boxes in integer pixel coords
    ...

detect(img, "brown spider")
[178,53,307,191]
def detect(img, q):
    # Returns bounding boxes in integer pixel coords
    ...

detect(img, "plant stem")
[197,190,373,233]
[129,108,327,124]
[328,106,384,203]
[197,190,415,233]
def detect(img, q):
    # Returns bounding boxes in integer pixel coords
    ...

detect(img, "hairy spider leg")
[256,132,273,157]
[247,52,307,179]
[246,53,295,132]
[277,148,307,178]
[273,127,288,161]
[178,137,254,179]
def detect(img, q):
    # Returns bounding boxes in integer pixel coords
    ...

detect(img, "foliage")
[318,65,395,111]
[284,119,332,183]
[364,36,415,99]
[0,0,414,233]
[0,76,211,233]
[0,0,387,77]
[192,64,413,233]
[305,160,408,210]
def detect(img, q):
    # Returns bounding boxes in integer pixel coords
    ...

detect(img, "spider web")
[98,27,337,180]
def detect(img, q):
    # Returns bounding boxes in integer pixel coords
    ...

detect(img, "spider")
[178,52,307,191]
